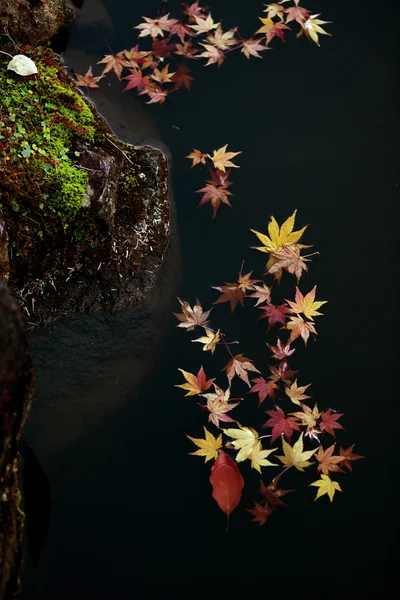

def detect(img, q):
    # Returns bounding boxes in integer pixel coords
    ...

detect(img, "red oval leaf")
[210,450,244,514]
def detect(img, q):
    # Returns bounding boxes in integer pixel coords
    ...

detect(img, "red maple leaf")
[339,444,364,471]
[171,64,194,91]
[122,68,152,93]
[174,40,199,58]
[267,338,295,360]
[268,361,297,384]
[262,406,301,443]
[152,38,175,58]
[210,451,244,515]
[249,376,279,406]
[170,21,193,43]
[257,303,292,331]
[320,409,345,437]
[212,283,244,312]
[259,480,293,509]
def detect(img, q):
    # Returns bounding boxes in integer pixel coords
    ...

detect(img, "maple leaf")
[251,210,308,254]
[207,145,241,172]
[171,64,194,91]
[175,40,199,58]
[285,5,310,25]
[190,14,219,35]
[302,14,331,46]
[339,444,364,471]
[97,52,130,80]
[256,17,291,44]
[224,424,259,462]
[183,0,208,23]
[290,403,321,430]
[285,379,312,406]
[237,270,261,292]
[196,182,233,217]
[262,406,301,443]
[257,303,292,331]
[259,479,293,509]
[134,14,178,39]
[187,427,222,462]
[310,474,342,502]
[144,88,168,105]
[277,433,318,471]
[170,21,193,43]
[246,501,272,526]
[186,148,207,167]
[248,283,271,306]
[123,45,152,68]
[267,338,295,360]
[263,3,285,21]
[248,442,278,473]
[320,409,345,437]
[315,444,346,475]
[223,354,260,387]
[197,43,226,66]
[175,366,214,396]
[268,361,297,384]
[122,68,152,93]
[151,38,175,59]
[269,244,310,282]
[151,64,175,83]
[210,451,244,515]
[287,286,327,320]
[192,328,221,354]
[173,297,211,330]
[241,38,268,59]
[75,66,104,88]
[202,384,240,427]
[206,25,237,50]
[287,315,317,345]
[249,376,279,406]
[212,282,244,312]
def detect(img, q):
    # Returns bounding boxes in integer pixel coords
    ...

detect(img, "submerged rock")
[0,0,72,48]
[0,47,170,327]
[0,283,34,600]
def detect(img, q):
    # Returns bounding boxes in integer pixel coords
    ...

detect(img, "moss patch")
[0,46,110,282]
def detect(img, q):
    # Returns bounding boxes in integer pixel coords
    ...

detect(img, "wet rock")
[0,0,72,48]
[0,215,9,283]
[1,48,170,327]
[0,283,34,600]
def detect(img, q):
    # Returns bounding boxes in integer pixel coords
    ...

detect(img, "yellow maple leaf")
[310,474,342,501]
[277,433,317,471]
[223,423,259,462]
[285,379,312,406]
[252,211,309,280]
[286,286,327,320]
[302,14,331,46]
[186,148,207,167]
[187,427,222,462]
[207,144,241,172]
[251,210,308,254]
[192,328,220,354]
[248,441,278,473]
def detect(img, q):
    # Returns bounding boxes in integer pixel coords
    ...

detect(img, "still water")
[21,0,397,596]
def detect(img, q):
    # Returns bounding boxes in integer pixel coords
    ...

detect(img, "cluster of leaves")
[186,144,241,217]
[174,212,363,525]
[76,1,331,104]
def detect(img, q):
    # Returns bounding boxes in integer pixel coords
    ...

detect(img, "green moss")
[0,46,96,264]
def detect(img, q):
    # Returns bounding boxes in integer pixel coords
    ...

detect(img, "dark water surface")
[21,0,397,596]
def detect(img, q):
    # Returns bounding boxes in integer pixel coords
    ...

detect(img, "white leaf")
[7,55,38,76]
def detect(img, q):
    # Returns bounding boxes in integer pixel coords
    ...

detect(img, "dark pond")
[21,0,397,596]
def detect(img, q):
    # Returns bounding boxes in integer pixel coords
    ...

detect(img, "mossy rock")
[0,47,170,327]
